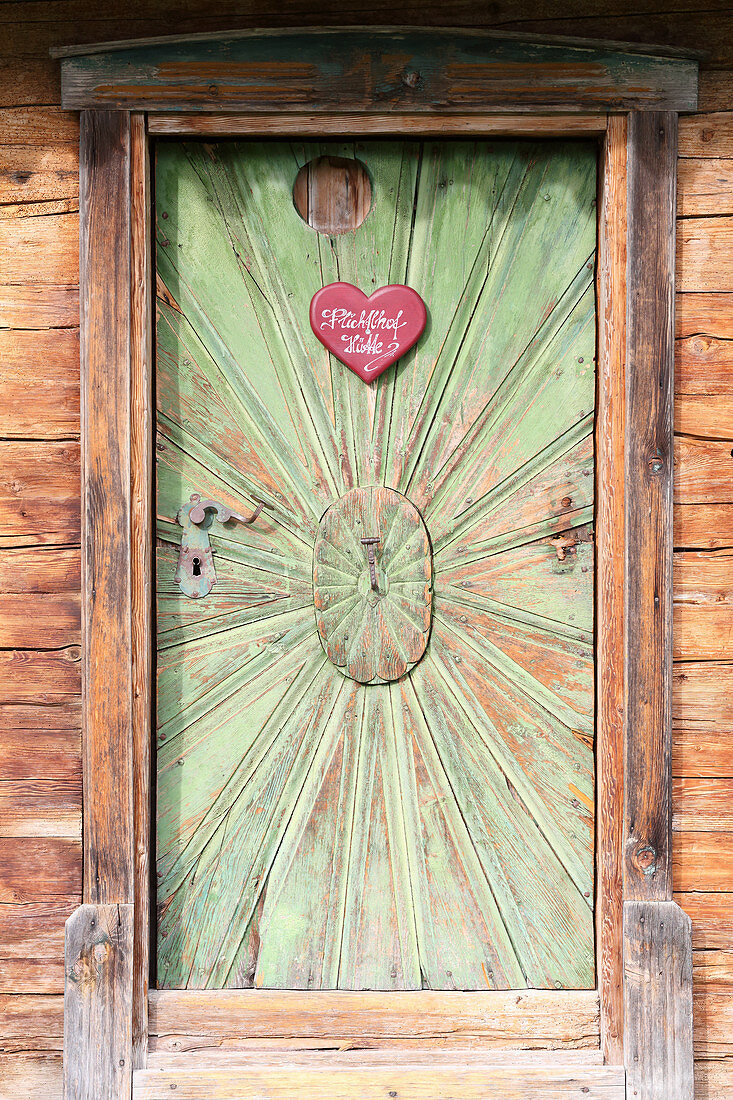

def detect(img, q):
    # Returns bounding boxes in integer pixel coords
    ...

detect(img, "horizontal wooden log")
[0,548,80,594]
[0,329,80,439]
[0,441,79,547]
[149,989,600,1051]
[0,650,80,706]
[676,893,733,950]
[146,1050,605,1070]
[0,993,63,1050]
[693,992,733,1058]
[0,285,79,330]
[679,111,733,158]
[0,144,78,205]
[0,197,79,221]
[693,950,733,994]
[674,550,733,604]
[676,337,733,396]
[676,291,733,341]
[0,901,77,995]
[698,72,733,113]
[55,30,698,113]
[678,158,733,217]
[674,504,733,549]
[675,395,733,438]
[674,833,733,892]
[0,779,80,838]
[673,778,733,830]
[0,594,79,649]
[695,1058,733,1098]
[0,701,81,732]
[675,437,733,504]
[674,605,733,659]
[677,216,733,293]
[149,111,607,137]
[0,837,80,902]
[674,662,733,724]
[673,726,733,778]
[0,1052,62,1099]
[0,107,79,146]
[0,212,78,285]
[132,1063,626,1099]
[0,56,59,107]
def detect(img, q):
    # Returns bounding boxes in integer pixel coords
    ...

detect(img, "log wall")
[0,2,731,1097]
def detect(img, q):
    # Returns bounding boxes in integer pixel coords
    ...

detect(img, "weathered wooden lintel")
[53,28,698,114]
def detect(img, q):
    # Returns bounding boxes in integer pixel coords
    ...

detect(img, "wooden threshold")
[148,112,608,138]
[133,1058,625,1099]
[148,989,601,1053]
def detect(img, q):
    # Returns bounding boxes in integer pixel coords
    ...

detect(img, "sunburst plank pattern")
[156,138,597,990]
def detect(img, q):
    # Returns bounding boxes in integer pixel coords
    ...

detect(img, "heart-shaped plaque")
[310,282,427,383]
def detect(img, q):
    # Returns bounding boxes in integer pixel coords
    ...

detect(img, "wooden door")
[155,138,597,993]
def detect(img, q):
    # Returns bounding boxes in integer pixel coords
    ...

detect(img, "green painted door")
[155,139,597,991]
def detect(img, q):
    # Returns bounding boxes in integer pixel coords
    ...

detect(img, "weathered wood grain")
[695,1058,733,1099]
[677,158,733,217]
[676,291,733,341]
[0,902,77,994]
[130,110,152,1072]
[55,30,698,113]
[64,903,133,1100]
[596,111,626,1064]
[0,441,79,547]
[148,989,601,1050]
[0,143,78,205]
[0,837,80,902]
[0,284,79,330]
[132,1062,625,1099]
[674,662,733,723]
[0,728,80,782]
[675,437,733,504]
[673,727,733,778]
[676,893,733,949]
[0,992,64,1050]
[0,328,79,438]
[673,778,733,830]
[674,833,733,891]
[674,504,733,549]
[625,111,676,901]
[697,71,733,112]
[0,595,79,649]
[679,111,733,158]
[624,899,693,1100]
[80,110,133,906]
[0,700,80,732]
[0,649,80,705]
[675,395,733,438]
[693,949,733,992]
[675,606,733,659]
[677,216,733,294]
[0,778,80,838]
[0,1052,62,1100]
[149,112,607,137]
[0,212,78,285]
[692,992,733,1058]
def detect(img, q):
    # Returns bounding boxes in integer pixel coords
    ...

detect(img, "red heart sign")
[310,282,427,383]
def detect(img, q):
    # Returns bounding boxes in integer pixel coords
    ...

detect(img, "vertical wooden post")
[65,109,135,1099]
[623,109,693,1100]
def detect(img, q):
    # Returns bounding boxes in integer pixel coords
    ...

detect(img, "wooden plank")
[0,329,80,438]
[693,992,733,1057]
[145,1050,605,1070]
[0,285,79,330]
[675,395,733,438]
[80,110,133,906]
[0,649,80,705]
[0,728,80,782]
[677,216,733,294]
[673,778,733,830]
[697,72,733,112]
[0,212,78,285]
[674,606,733,659]
[675,338,733,397]
[149,111,608,137]
[596,112,626,1064]
[625,111,676,900]
[132,1063,626,1099]
[64,903,133,1100]
[0,143,79,205]
[0,901,77,994]
[0,700,81,732]
[674,504,733,549]
[0,107,79,145]
[0,778,80,838]
[673,662,733,724]
[0,837,80,901]
[130,109,151,1071]
[55,30,698,113]
[693,949,733,993]
[673,727,733,778]
[0,441,80,547]
[0,992,64,1051]
[676,893,733,949]
[679,111,733,157]
[0,1052,62,1099]
[0,594,79,649]
[677,158,733,217]
[675,437,733,504]
[0,547,80,593]
[676,291,733,340]
[674,549,733,605]
[624,899,693,1100]
[148,989,601,1051]
[695,1059,733,1099]
[674,833,733,891]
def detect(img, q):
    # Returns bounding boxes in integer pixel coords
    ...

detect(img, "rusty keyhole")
[192,557,202,577]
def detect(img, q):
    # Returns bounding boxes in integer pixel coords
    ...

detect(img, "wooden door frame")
[55,28,698,1100]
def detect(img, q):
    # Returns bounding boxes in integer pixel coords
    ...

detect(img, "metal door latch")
[360,536,380,591]
[175,493,266,599]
